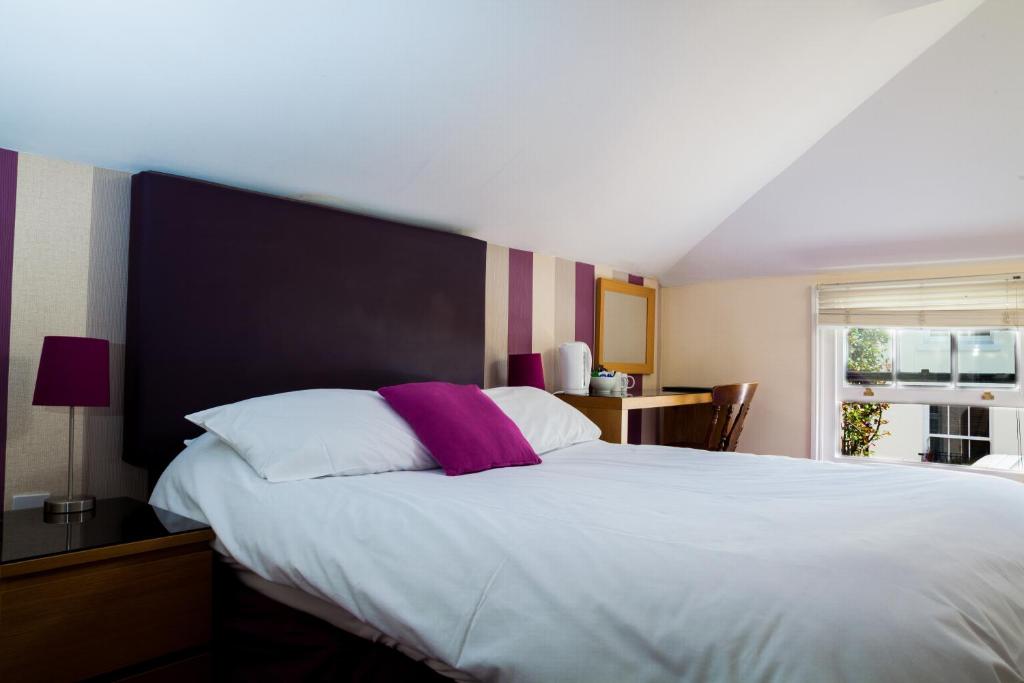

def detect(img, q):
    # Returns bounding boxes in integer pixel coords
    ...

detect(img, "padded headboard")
[123,172,486,480]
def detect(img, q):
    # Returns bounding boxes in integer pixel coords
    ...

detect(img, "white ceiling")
[669,0,1024,283]
[0,0,994,281]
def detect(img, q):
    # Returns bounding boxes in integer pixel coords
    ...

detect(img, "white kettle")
[557,342,592,395]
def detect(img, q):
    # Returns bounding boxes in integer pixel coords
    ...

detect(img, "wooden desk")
[558,390,713,444]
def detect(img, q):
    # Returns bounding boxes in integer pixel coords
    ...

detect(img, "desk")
[558,389,713,444]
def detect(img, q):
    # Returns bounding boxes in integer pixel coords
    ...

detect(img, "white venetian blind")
[817,273,1024,327]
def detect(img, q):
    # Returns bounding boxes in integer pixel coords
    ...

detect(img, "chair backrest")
[703,383,758,452]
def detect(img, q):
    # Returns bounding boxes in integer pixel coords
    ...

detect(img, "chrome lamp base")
[44,494,96,515]
[42,405,96,522]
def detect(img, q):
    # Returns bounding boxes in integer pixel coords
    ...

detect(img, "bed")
[152,432,1024,682]
[125,172,1024,682]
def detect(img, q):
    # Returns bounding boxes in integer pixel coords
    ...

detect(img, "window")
[816,274,1024,477]
[926,405,990,465]
[837,329,1018,469]
[844,327,1017,389]
[830,329,1024,472]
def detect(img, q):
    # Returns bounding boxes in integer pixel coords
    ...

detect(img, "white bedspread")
[152,438,1024,682]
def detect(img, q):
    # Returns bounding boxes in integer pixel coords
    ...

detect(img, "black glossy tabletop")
[585,387,714,398]
[1,497,209,565]
[660,386,714,394]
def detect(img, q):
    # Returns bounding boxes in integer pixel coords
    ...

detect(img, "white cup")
[615,372,636,394]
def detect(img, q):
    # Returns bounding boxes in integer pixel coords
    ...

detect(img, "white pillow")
[186,389,437,481]
[484,386,600,453]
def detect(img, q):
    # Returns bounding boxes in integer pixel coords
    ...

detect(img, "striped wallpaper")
[483,244,661,443]
[0,150,147,509]
[0,148,659,509]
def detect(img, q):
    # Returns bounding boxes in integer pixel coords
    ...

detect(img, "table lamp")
[508,353,546,391]
[32,336,109,515]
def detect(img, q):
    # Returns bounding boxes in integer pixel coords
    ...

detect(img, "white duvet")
[152,436,1024,682]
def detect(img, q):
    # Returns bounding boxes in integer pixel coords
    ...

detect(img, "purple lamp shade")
[508,353,546,391]
[32,336,110,407]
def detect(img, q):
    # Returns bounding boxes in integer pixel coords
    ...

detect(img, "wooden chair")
[664,383,758,452]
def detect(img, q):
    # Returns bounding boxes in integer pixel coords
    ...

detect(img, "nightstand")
[0,497,215,682]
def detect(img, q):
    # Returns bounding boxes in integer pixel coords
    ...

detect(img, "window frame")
[814,324,1024,482]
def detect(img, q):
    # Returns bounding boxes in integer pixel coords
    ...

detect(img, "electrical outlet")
[11,492,50,510]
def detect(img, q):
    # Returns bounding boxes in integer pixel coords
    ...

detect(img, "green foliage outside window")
[842,328,892,456]
[846,328,892,383]
[841,402,890,456]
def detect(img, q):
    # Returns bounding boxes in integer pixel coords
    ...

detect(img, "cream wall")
[660,259,1024,458]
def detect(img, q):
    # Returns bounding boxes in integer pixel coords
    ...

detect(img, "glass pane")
[969,406,990,438]
[929,437,975,465]
[929,405,946,434]
[953,438,970,465]
[969,439,991,461]
[951,438,968,465]
[927,436,948,462]
[957,330,1017,385]
[846,328,893,385]
[949,406,969,437]
[897,330,951,383]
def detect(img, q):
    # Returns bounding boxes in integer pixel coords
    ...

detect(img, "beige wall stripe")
[484,243,509,389]
[531,253,556,390]
[83,167,146,500]
[554,258,576,387]
[5,155,93,509]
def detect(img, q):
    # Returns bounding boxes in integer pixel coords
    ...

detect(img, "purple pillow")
[379,382,541,476]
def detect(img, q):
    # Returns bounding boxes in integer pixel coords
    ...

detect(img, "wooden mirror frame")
[595,278,656,374]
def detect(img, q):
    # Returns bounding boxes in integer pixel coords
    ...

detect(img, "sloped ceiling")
[0,0,989,280]
[669,0,1024,283]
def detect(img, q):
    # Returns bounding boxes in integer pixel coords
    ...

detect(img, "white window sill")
[825,454,1024,483]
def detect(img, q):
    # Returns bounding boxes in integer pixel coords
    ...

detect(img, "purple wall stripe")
[628,375,644,444]
[507,248,533,355]
[627,274,645,443]
[574,262,595,352]
[0,148,18,505]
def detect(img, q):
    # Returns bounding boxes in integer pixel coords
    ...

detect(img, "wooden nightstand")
[0,497,215,682]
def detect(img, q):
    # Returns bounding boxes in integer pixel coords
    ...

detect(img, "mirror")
[595,278,655,374]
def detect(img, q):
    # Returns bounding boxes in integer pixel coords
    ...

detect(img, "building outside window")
[926,405,990,465]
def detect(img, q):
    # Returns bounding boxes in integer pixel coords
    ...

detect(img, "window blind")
[816,273,1024,327]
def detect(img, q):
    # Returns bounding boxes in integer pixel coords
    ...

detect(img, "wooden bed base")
[212,559,450,682]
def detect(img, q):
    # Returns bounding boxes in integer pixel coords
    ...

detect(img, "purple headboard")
[123,172,485,481]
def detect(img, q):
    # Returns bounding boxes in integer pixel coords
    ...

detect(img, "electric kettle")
[557,342,592,395]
